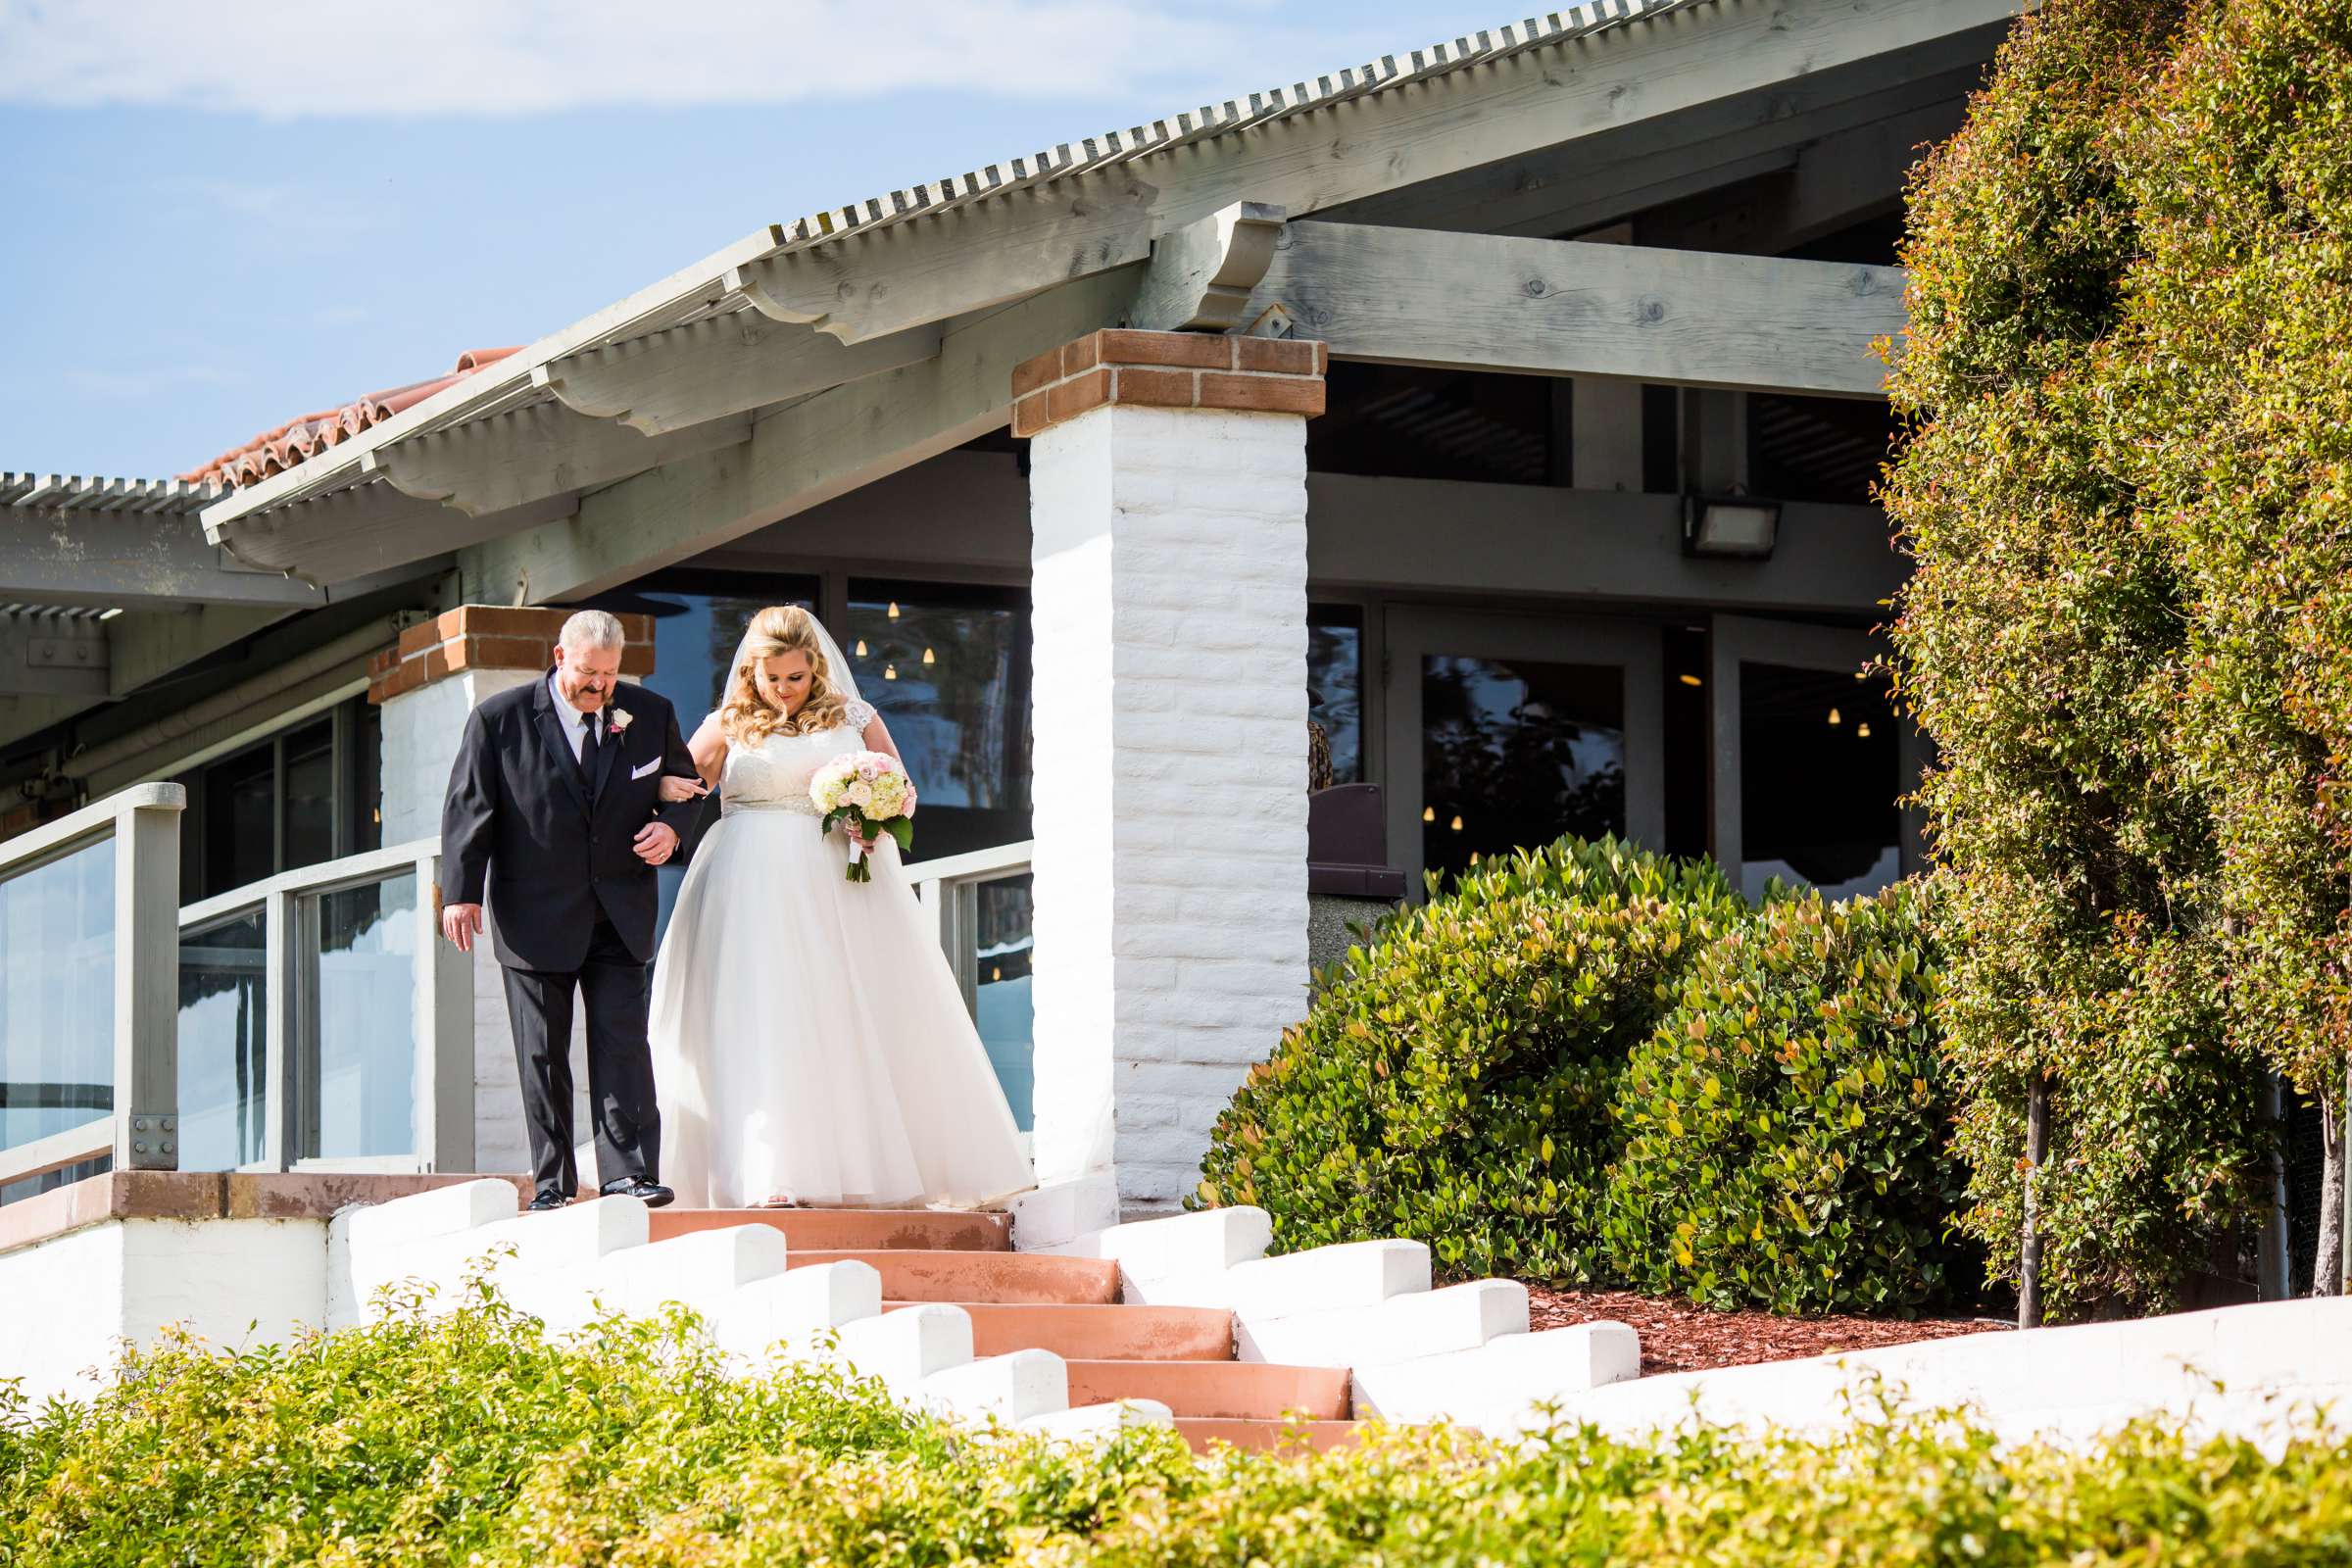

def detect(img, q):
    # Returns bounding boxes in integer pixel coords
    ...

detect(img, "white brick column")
[369,608,656,1177]
[1016,329,1323,1214]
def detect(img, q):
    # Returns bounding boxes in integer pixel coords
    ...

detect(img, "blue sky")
[0,2,1512,480]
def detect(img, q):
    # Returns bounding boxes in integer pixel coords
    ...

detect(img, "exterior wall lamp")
[1682,492,1781,560]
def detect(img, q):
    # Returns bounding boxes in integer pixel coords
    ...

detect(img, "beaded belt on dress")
[722,798,822,817]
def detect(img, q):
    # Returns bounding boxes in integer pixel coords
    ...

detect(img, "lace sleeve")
[844,698,878,734]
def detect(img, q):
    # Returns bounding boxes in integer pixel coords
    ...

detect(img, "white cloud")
[0,0,1422,120]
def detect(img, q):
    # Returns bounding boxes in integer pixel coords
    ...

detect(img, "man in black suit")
[439,610,700,1211]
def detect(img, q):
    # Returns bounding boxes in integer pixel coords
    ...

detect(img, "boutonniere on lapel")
[607,710,633,736]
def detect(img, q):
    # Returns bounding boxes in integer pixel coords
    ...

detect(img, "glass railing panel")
[0,834,116,1163]
[176,907,268,1170]
[972,873,1034,1132]
[306,871,417,1159]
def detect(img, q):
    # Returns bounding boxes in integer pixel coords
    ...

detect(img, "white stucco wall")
[0,1218,326,1407]
[1028,403,1311,1212]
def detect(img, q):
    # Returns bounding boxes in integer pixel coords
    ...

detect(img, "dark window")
[1310,363,1554,486]
[1738,662,1900,900]
[1421,655,1625,883]
[280,719,337,871]
[1308,607,1365,786]
[175,697,381,902]
[1662,625,1709,859]
[1749,393,1897,508]
[845,580,1031,863]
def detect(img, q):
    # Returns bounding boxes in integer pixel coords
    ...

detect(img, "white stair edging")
[1237,1278,1530,1367]
[919,1348,1070,1423]
[707,1259,885,1364]
[1016,1397,1177,1443]
[1354,1321,1642,1429]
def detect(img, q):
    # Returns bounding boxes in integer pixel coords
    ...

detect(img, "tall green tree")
[2123,0,2352,1296]
[1889,0,2352,1311]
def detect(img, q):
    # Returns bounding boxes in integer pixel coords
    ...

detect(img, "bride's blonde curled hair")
[719,605,849,746]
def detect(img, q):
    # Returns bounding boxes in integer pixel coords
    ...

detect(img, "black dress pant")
[501,915,660,1201]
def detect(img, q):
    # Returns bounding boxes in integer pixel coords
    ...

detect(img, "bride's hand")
[658,774,710,803]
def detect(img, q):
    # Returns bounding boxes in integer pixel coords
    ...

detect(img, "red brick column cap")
[1011,328,1327,438]
[367,605,656,705]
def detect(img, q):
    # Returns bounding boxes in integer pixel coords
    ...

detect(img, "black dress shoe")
[526,1193,571,1212]
[600,1177,674,1208]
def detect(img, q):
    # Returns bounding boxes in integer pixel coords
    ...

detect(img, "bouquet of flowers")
[808,751,915,882]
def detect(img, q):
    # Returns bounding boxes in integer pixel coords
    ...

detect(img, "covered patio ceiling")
[193,0,2022,600]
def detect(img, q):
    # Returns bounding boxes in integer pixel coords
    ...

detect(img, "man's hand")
[441,903,484,953]
[635,820,680,865]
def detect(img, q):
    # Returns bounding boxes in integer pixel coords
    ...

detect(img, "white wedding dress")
[647,699,1033,1209]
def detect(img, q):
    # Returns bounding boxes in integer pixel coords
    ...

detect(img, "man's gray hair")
[558,610,626,654]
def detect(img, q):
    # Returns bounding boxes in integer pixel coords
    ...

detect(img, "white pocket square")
[629,759,662,780]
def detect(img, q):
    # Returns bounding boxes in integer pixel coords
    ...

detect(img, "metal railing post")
[261,886,299,1171]
[413,850,475,1172]
[113,786,184,1171]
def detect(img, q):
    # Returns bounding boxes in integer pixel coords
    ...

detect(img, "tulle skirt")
[648,807,1033,1209]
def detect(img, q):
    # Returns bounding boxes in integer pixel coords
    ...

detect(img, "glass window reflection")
[178,909,268,1170]
[973,875,1034,1132]
[307,873,416,1159]
[1421,656,1625,882]
[0,835,115,1158]
[1738,662,1900,902]
[846,582,1031,863]
[1308,608,1364,786]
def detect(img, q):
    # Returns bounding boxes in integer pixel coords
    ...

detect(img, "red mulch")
[1525,1285,2007,1377]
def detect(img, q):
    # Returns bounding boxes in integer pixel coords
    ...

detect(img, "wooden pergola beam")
[533,316,943,437]
[361,404,750,519]
[1256,223,1905,397]
[719,0,2013,347]
[220,482,568,587]
[0,506,393,610]
[461,268,1141,607]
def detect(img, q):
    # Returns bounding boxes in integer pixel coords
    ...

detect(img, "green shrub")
[1599,884,1975,1315]
[1197,837,1741,1279]
[8,1298,2352,1567]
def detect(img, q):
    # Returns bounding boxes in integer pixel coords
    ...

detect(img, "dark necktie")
[578,710,601,792]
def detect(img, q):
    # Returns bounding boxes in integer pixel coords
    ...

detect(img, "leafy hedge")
[8,1296,2352,1567]
[1200,840,1976,1312]
[1602,884,1966,1315]
[1199,838,1742,1280]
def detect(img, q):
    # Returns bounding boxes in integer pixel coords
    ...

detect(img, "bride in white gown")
[647,605,1032,1209]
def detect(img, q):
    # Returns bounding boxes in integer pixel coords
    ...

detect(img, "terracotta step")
[1067,1359,1350,1421]
[889,1301,1235,1361]
[649,1208,1010,1252]
[787,1249,1120,1305]
[1175,1418,1364,1454]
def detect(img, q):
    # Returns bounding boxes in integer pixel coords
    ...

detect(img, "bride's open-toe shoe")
[756,1194,807,1209]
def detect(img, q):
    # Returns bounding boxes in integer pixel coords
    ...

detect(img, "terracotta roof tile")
[179,347,521,489]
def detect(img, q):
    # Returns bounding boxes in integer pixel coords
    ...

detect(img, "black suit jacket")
[439,674,699,971]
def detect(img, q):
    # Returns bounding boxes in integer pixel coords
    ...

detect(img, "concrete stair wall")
[329,1177,1646,1449]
